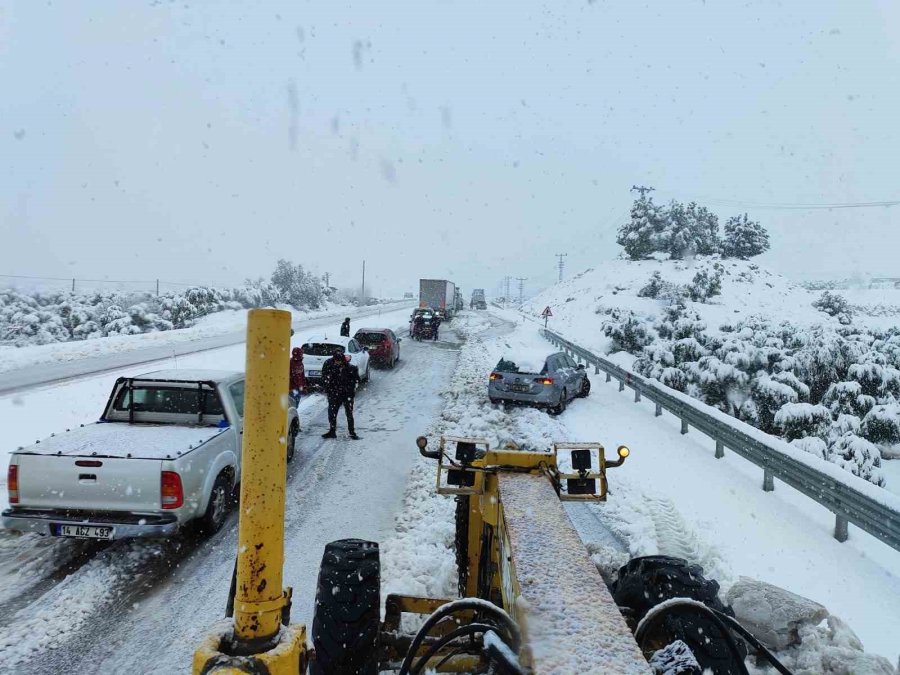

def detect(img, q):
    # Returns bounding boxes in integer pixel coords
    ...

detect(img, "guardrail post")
[618,379,625,392]
[834,515,849,542]
[763,468,775,492]
[655,403,662,417]
[634,389,641,403]
[606,372,612,383]
[594,363,600,374]
[680,419,688,434]
[715,440,724,459]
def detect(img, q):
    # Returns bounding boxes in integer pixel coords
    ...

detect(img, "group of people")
[288,317,359,440]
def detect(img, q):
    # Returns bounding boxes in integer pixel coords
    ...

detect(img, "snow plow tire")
[311,539,380,675]
[455,495,470,597]
[610,555,746,675]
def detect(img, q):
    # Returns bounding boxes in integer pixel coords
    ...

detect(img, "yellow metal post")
[234,308,290,642]
[193,308,308,674]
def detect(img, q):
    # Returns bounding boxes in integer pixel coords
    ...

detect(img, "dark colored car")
[488,352,590,415]
[354,328,401,368]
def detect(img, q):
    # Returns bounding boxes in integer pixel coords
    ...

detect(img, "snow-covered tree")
[859,404,900,451]
[721,214,770,259]
[684,202,720,255]
[617,196,667,259]
[829,434,885,486]
[637,271,665,299]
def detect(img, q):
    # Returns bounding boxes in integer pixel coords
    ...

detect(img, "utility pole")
[630,185,655,198]
[516,277,527,303]
[503,276,511,307]
[555,253,567,283]
[324,272,330,288]
[156,279,160,297]
[71,278,75,293]
[361,260,366,301]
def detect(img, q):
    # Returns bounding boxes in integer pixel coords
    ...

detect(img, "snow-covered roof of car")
[355,327,390,333]
[132,369,242,383]
[303,335,353,346]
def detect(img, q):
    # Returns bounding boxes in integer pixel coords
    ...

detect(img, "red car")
[353,328,401,368]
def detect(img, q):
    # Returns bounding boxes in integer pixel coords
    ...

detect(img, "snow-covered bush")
[821,381,875,418]
[751,376,799,434]
[829,434,885,486]
[721,213,770,259]
[686,265,723,303]
[813,291,853,325]
[602,309,653,354]
[637,271,665,298]
[775,403,831,441]
[859,404,900,451]
[270,259,325,309]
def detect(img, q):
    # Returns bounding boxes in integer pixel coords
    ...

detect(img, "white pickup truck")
[2,369,300,540]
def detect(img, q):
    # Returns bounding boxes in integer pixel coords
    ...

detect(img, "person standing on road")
[432,313,441,341]
[340,317,351,337]
[289,347,306,408]
[321,346,360,439]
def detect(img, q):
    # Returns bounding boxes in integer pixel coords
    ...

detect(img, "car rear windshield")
[112,386,224,415]
[494,358,546,374]
[355,332,387,345]
[303,342,342,356]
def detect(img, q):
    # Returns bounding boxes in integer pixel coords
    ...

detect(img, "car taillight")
[161,471,184,509]
[7,465,18,504]
[535,377,554,385]
[489,372,502,381]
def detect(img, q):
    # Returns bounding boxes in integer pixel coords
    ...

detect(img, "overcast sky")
[2,1,899,298]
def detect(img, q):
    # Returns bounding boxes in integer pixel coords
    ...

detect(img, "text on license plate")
[510,384,530,392]
[55,524,114,539]
[308,370,321,377]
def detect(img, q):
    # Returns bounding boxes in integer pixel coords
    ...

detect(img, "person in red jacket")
[289,347,306,407]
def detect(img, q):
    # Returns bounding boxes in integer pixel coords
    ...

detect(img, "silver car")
[488,351,591,414]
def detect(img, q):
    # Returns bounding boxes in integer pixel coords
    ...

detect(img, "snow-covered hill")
[521,257,900,489]
[525,257,830,350]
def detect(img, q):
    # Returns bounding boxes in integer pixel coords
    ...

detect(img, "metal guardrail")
[541,327,900,553]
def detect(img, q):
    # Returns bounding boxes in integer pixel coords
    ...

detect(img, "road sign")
[541,306,552,328]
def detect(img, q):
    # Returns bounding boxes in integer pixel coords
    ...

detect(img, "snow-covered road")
[0,307,458,672]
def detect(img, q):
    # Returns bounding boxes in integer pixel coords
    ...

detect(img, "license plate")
[308,370,321,377]
[54,524,115,539]
[510,384,530,392]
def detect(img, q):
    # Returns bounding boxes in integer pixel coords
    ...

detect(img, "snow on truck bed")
[17,422,227,460]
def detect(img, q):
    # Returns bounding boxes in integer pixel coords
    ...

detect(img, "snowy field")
[381,309,900,669]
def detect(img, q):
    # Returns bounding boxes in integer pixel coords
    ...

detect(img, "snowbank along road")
[0,306,459,673]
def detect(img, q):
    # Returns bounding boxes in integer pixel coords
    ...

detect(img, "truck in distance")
[471,288,487,309]
[419,279,457,319]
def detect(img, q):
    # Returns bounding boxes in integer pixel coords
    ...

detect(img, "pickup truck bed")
[24,422,227,460]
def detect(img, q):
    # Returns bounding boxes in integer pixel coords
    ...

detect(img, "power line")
[631,185,655,198]
[653,190,900,211]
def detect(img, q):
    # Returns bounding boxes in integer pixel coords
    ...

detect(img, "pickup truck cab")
[2,369,300,540]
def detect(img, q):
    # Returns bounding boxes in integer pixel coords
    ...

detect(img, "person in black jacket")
[340,317,351,337]
[321,346,360,439]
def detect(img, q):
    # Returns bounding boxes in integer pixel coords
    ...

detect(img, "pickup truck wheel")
[200,472,231,535]
[287,420,299,463]
[311,539,380,675]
